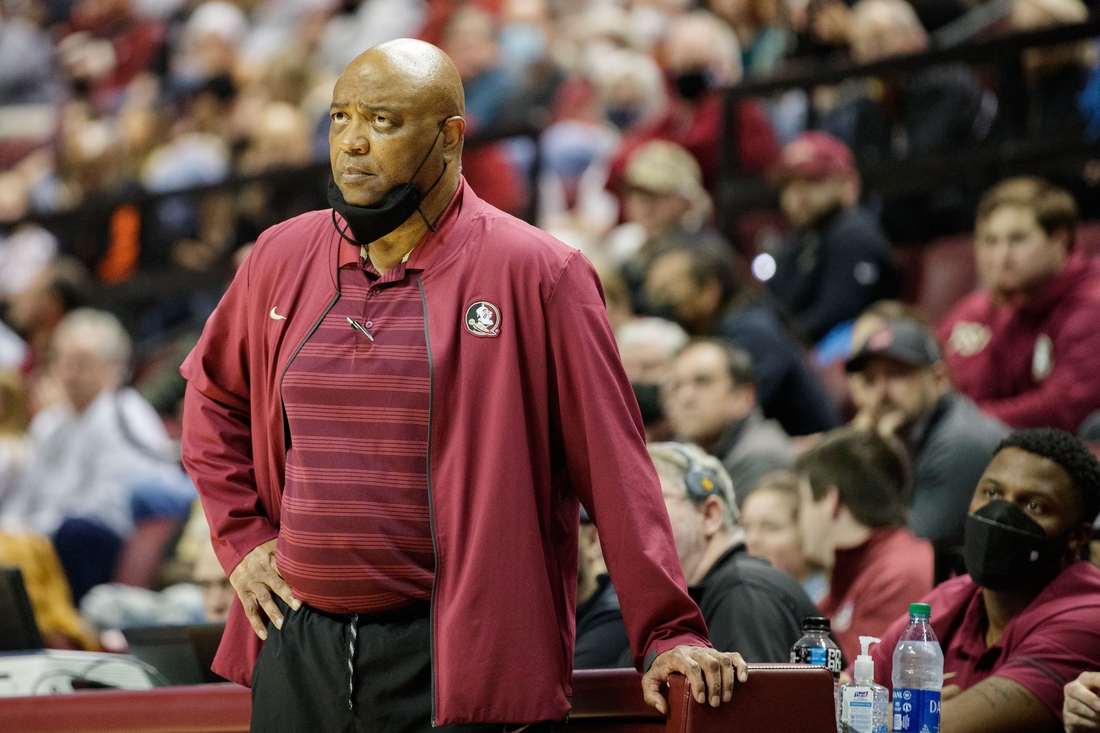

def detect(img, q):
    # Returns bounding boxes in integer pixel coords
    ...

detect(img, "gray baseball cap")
[845,318,942,373]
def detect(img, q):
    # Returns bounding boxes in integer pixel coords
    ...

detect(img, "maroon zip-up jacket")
[180,180,710,725]
[938,251,1100,433]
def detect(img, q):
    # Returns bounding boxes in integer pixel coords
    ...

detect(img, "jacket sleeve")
[180,253,279,576]
[975,304,1100,432]
[545,251,711,671]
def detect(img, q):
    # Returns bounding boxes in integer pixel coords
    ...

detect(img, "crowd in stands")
[0,0,1100,729]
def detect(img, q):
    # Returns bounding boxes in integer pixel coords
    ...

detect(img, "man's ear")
[701,495,726,539]
[1067,520,1094,561]
[441,116,465,162]
[1049,226,1072,257]
[731,384,756,419]
[698,279,723,316]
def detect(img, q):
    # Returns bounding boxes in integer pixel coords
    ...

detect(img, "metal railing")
[718,18,1100,237]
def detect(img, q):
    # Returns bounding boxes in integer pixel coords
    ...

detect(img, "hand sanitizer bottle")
[836,636,889,733]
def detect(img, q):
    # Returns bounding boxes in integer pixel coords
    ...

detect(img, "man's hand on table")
[641,646,748,714]
[1065,672,1100,732]
[229,539,301,640]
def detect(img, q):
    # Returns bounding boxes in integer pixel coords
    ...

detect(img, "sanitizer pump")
[836,636,889,733]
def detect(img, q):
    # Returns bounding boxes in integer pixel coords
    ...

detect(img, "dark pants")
[251,599,547,733]
[52,518,123,604]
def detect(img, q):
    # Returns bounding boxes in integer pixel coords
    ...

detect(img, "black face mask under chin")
[328,126,448,245]
[963,499,1064,591]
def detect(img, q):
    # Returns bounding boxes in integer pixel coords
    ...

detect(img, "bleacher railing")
[718,18,1100,237]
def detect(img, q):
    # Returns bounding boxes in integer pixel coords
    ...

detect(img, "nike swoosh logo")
[269,307,287,320]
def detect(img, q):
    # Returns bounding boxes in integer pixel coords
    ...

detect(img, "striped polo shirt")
[276,242,433,615]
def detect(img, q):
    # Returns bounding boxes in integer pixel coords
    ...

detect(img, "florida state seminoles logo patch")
[465,301,501,337]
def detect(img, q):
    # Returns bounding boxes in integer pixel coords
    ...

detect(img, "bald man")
[181,40,742,733]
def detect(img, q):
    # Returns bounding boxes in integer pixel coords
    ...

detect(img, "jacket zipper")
[418,277,440,727]
[279,291,341,453]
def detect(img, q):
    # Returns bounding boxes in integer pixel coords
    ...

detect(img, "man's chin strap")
[416,161,448,233]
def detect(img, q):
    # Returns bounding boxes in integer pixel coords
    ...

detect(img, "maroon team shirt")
[819,527,935,664]
[870,561,1100,721]
[276,239,433,614]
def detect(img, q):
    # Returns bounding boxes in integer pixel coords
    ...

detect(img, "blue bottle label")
[892,688,940,733]
[792,645,843,677]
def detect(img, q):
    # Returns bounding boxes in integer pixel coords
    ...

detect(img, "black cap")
[802,616,832,632]
[845,318,941,373]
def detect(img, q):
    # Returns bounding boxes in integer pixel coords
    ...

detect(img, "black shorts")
[250,599,547,733]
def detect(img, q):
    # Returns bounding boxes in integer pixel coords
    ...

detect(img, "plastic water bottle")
[891,603,944,733]
[790,616,843,682]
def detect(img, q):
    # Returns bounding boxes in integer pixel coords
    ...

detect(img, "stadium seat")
[917,233,978,326]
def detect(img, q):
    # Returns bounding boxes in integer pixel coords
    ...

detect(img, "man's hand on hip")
[641,646,748,715]
[1064,672,1100,732]
[229,538,300,640]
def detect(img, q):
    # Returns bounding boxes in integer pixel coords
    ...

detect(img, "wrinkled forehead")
[333,61,423,112]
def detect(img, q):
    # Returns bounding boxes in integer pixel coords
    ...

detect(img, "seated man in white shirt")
[1,309,181,601]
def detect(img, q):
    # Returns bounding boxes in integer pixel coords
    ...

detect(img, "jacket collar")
[334,178,472,272]
[707,408,764,459]
[1011,250,1095,318]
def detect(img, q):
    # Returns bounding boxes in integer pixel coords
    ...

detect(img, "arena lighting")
[752,253,777,282]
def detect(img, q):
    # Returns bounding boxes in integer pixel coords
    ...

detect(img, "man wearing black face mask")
[868,428,1100,733]
[606,10,778,195]
[182,38,745,733]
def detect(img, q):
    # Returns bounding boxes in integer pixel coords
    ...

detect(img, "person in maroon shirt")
[792,428,934,663]
[606,11,779,195]
[870,428,1100,733]
[183,39,746,733]
[939,177,1100,433]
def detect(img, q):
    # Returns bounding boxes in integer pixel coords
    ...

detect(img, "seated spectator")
[1065,671,1100,733]
[939,177,1100,433]
[59,0,166,113]
[574,508,629,670]
[608,9,778,193]
[606,140,718,309]
[869,429,1100,733]
[846,312,1008,576]
[793,428,934,662]
[830,0,991,242]
[615,317,689,443]
[0,309,182,602]
[439,5,526,215]
[6,256,90,394]
[651,442,820,662]
[740,471,830,603]
[0,530,96,649]
[706,0,792,78]
[194,535,231,624]
[665,340,795,498]
[644,243,842,435]
[839,0,988,164]
[766,132,897,343]
[1012,0,1095,137]
[0,371,30,513]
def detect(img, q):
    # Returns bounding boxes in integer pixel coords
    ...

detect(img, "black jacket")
[717,300,843,436]
[574,574,631,669]
[688,544,821,663]
[769,206,896,342]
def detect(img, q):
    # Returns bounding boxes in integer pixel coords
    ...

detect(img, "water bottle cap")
[909,603,931,617]
[801,616,831,632]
